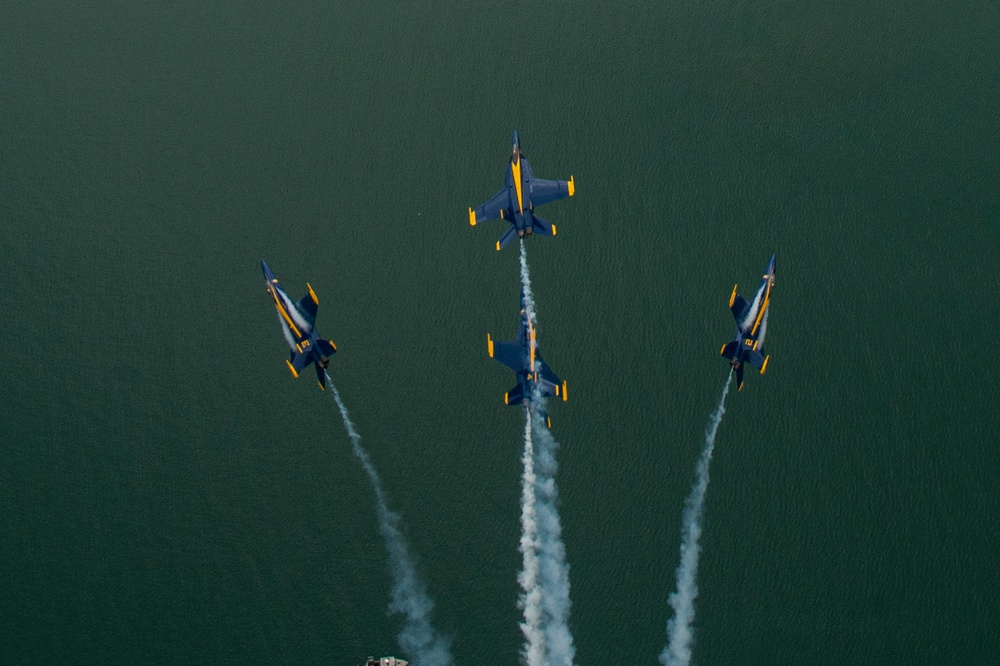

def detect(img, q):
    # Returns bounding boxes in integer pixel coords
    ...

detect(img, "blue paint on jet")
[721,253,775,391]
[487,289,567,426]
[468,131,575,251]
[261,260,337,390]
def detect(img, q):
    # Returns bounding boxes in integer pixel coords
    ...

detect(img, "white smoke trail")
[518,409,546,666]
[278,312,297,349]
[756,308,769,347]
[660,372,733,666]
[530,403,575,666]
[328,378,453,666]
[517,240,577,666]
[275,288,313,333]
[518,241,538,327]
[740,286,764,331]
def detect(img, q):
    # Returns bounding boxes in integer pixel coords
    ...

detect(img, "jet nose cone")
[767,253,776,275]
[261,260,276,282]
[511,130,519,146]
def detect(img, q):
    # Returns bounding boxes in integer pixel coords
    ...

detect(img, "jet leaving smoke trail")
[518,409,546,666]
[660,373,733,666]
[517,240,577,666]
[328,377,453,666]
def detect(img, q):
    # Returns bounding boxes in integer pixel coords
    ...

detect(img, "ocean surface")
[2,1,998,663]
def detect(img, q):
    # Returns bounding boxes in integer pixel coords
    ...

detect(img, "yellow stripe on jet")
[286,359,300,378]
[567,176,575,197]
[512,158,524,214]
[529,325,537,373]
[468,208,476,226]
[487,333,494,358]
[271,290,302,338]
[750,287,771,337]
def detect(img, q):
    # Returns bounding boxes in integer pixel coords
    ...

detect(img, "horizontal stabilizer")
[315,363,327,390]
[317,339,337,357]
[505,383,524,406]
[290,349,314,374]
[497,225,519,251]
[720,340,739,359]
[531,216,554,236]
[745,348,766,370]
[736,364,745,391]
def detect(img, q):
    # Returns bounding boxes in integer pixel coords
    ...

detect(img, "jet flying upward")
[487,290,567,426]
[261,260,337,390]
[720,253,776,391]
[468,131,575,251]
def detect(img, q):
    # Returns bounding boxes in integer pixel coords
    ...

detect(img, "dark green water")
[2,1,998,663]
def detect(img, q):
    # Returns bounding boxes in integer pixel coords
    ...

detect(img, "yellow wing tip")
[307,283,319,305]
[760,356,770,374]
[562,380,568,402]
[468,208,476,226]
[317,381,325,391]
[729,284,738,307]
[496,241,501,251]
[285,359,300,378]
[567,176,575,197]
[551,224,557,236]
[504,392,509,405]
[487,334,494,358]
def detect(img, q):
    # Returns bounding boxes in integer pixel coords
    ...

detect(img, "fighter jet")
[468,131,575,251]
[261,260,337,390]
[487,290,567,426]
[720,253,775,391]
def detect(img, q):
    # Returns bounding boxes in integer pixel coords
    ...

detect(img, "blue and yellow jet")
[721,253,775,391]
[468,131,575,251]
[487,289,567,426]
[261,260,337,390]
